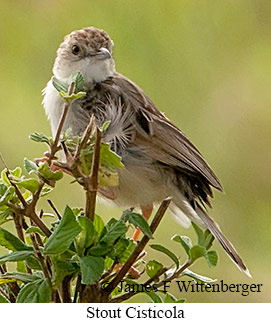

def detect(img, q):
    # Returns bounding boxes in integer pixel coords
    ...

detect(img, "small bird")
[43,27,250,276]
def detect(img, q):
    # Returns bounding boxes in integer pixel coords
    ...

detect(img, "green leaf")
[192,222,205,246]
[88,243,113,257]
[16,278,51,303]
[150,244,179,268]
[164,293,185,303]
[93,214,105,237]
[59,91,86,103]
[70,72,85,93]
[17,260,26,273]
[102,120,111,132]
[117,238,136,264]
[0,169,9,185]
[43,206,81,255]
[0,186,15,206]
[145,291,163,303]
[100,143,124,170]
[0,294,9,303]
[0,227,33,251]
[0,251,35,265]
[25,227,46,236]
[79,256,104,284]
[24,158,38,174]
[72,207,83,216]
[174,298,186,303]
[42,213,55,218]
[172,234,192,256]
[189,245,206,261]
[1,272,42,283]
[10,167,22,178]
[0,183,7,195]
[99,167,119,187]
[123,210,153,239]
[99,219,127,246]
[205,250,218,268]
[108,236,128,259]
[0,278,16,285]
[53,72,85,94]
[41,186,53,197]
[22,190,32,203]
[52,260,79,285]
[79,150,93,176]
[38,162,63,181]
[25,256,41,270]
[0,208,13,225]
[203,230,215,250]
[104,256,114,270]
[108,237,136,264]
[29,132,51,145]
[164,292,177,303]
[182,269,217,284]
[14,178,39,194]
[75,216,95,255]
[146,260,163,279]
[52,76,69,93]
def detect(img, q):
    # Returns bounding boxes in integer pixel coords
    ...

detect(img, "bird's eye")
[72,45,81,55]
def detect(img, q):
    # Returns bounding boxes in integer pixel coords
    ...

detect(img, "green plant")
[0,73,218,303]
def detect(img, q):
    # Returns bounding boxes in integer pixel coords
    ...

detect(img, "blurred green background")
[0,0,270,302]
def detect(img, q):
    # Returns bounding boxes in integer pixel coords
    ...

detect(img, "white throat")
[53,56,115,84]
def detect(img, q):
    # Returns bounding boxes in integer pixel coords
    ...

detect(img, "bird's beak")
[90,47,111,60]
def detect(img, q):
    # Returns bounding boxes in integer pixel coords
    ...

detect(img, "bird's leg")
[34,148,73,175]
[132,205,153,241]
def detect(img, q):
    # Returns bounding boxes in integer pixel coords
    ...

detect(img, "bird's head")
[53,27,115,84]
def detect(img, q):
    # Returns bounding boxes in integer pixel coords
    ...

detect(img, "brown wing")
[102,72,223,192]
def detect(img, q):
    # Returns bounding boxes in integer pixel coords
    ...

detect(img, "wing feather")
[109,73,223,191]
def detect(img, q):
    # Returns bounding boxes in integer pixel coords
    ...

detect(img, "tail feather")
[196,204,251,277]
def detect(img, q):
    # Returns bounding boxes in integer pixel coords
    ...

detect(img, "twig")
[12,212,25,243]
[74,115,94,162]
[47,199,61,220]
[85,127,102,220]
[39,209,44,219]
[159,259,194,285]
[104,197,172,295]
[6,172,27,209]
[100,261,117,281]
[26,210,51,237]
[60,275,72,303]
[12,212,32,274]
[30,234,51,280]
[73,275,81,303]
[48,81,75,165]
[1,264,7,273]
[5,165,51,237]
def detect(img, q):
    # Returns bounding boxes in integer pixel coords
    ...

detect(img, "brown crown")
[64,27,114,53]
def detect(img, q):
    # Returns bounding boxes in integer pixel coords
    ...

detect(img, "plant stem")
[85,127,102,221]
[30,234,51,280]
[48,81,75,165]
[104,197,171,295]
[60,275,72,303]
[13,213,25,243]
[74,115,94,162]
[47,199,62,220]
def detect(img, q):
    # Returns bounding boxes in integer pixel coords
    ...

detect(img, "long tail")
[170,199,251,277]
[196,204,251,277]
